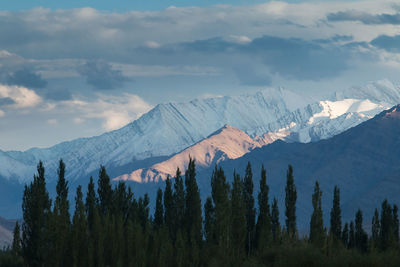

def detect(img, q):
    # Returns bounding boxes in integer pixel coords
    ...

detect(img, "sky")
[1,0,400,150]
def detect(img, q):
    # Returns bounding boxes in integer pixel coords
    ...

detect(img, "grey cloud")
[78,60,128,90]
[246,36,349,80]
[327,11,400,25]
[6,68,48,89]
[157,36,350,81]
[370,35,400,53]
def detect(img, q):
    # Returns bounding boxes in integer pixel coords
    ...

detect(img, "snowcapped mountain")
[115,98,387,183]
[0,80,399,185]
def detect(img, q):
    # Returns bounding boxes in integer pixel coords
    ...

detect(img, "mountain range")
[0,79,400,229]
[1,80,397,185]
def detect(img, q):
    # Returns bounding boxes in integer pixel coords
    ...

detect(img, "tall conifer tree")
[211,166,230,254]
[204,197,215,244]
[256,165,272,250]
[285,164,297,239]
[380,199,394,250]
[21,161,52,266]
[184,158,202,250]
[354,209,367,252]
[271,198,280,243]
[371,208,380,248]
[349,221,355,249]
[164,177,174,238]
[173,168,185,237]
[243,162,256,254]
[52,159,71,267]
[71,185,89,266]
[12,222,21,257]
[330,186,341,240]
[231,172,246,260]
[310,181,324,247]
[86,176,97,231]
[154,188,164,229]
[341,223,349,247]
[97,166,112,216]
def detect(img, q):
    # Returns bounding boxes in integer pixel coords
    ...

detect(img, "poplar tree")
[52,159,71,266]
[71,185,89,266]
[86,176,97,231]
[164,177,174,238]
[231,172,246,260]
[173,168,185,237]
[309,181,324,247]
[22,161,52,267]
[184,158,202,262]
[204,197,215,244]
[12,222,21,257]
[371,208,380,248]
[380,200,394,250]
[341,223,349,247]
[154,188,164,229]
[243,162,256,254]
[256,165,272,250]
[330,186,341,240]
[211,166,230,254]
[354,209,367,252]
[271,198,280,243]
[285,165,297,239]
[98,166,112,216]
[349,221,355,249]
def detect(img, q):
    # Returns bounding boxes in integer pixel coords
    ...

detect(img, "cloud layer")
[1,1,400,150]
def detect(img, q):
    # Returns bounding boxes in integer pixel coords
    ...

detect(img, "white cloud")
[0,84,42,109]
[63,93,152,131]
[228,35,252,44]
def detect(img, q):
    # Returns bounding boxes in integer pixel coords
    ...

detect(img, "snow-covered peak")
[1,81,398,184]
[115,125,272,183]
[308,99,384,124]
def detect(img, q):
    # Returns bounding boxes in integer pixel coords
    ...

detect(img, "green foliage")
[256,165,272,251]
[164,177,174,238]
[309,181,325,247]
[21,161,52,266]
[154,188,164,229]
[285,164,297,240]
[330,186,341,241]
[372,208,380,248]
[231,172,246,262]
[184,157,202,255]
[97,165,112,216]
[173,168,185,239]
[11,222,21,258]
[71,185,88,267]
[243,162,256,255]
[271,198,281,243]
[11,159,400,267]
[210,166,231,257]
[354,209,368,253]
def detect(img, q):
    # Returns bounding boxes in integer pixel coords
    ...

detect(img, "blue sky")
[1,0,400,150]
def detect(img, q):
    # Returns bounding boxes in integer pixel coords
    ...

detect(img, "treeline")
[2,159,400,266]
